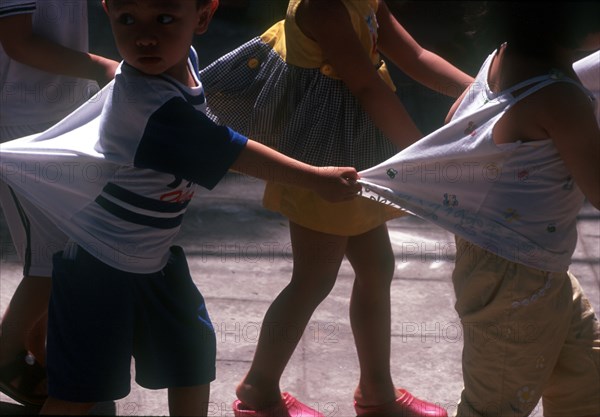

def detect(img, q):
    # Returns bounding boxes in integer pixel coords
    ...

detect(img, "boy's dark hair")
[465,1,600,57]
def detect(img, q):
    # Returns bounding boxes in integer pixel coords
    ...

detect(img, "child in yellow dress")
[201,1,473,415]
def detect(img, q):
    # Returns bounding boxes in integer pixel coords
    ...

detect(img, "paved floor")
[1,1,599,415]
[1,173,599,416]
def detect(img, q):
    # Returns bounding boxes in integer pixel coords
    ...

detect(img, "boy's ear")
[102,0,109,14]
[195,0,219,35]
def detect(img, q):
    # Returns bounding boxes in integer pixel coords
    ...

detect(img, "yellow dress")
[201,0,405,236]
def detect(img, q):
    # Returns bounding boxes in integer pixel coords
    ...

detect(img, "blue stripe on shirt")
[0,3,36,17]
[94,195,184,229]
[102,182,190,213]
[0,6,35,18]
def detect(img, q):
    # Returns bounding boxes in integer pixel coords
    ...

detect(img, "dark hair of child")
[464,1,600,58]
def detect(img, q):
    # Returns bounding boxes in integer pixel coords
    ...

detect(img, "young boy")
[1,0,360,415]
[359,2,600,416]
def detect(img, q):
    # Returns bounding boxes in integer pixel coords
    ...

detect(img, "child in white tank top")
[360,3,600,416]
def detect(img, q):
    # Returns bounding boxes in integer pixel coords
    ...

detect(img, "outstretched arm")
[0,13,119,87]
[376,1,473,99]
[232,140,362,203]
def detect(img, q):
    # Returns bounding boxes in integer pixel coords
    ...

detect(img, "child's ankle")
[236,380,281,410]
[354,383,397,406]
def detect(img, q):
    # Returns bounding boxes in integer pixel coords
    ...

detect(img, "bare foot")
[235,381,282,410]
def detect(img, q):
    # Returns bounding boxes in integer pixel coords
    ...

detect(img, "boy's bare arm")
[231,140,361,202]
[376,1,473,99]
[0,14,119,86]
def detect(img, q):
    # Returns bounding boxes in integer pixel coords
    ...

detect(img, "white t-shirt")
[0,49,248,273]
[0,0,98,134]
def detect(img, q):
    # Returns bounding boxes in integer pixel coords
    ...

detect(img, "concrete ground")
[1,173,598,416]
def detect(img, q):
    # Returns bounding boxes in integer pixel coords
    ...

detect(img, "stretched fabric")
[0,86,115,223]
[0,47,248,273]
[358,51,590,272]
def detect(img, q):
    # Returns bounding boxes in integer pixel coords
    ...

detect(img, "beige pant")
[452,237,600,417]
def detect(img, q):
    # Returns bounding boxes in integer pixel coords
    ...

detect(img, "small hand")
[315,166,362,202]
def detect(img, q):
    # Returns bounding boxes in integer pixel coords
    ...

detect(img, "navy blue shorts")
[46,245,216,402]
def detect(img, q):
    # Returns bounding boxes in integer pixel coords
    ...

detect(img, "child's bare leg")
[0,275,51,366]
[236,222,347,409]
[28,312,48,366]
[168,384,210,416]
[40,397,95,415]
[345,224,397,405]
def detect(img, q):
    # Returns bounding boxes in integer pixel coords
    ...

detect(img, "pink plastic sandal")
[354,388,448,417]
[233,392,324,417]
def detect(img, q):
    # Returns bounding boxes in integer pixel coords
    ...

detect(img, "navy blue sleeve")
[0,1,36,18]
[134,97,248,189]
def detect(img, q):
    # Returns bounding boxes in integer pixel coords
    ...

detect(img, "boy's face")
[103,0,217,82]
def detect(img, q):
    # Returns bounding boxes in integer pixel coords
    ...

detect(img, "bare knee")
[346,226,396,286]
[354,249,395,286]
[287,270,338,307]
